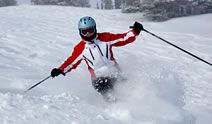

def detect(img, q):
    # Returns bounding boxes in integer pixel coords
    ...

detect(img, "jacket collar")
[82,34,98,45]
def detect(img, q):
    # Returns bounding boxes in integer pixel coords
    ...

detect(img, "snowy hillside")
[0,5,212,124]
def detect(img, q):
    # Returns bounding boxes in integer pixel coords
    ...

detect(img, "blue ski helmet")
[78,16,96,30]
[78,16,97,41]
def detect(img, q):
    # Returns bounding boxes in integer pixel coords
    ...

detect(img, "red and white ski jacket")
[59,29,139,80]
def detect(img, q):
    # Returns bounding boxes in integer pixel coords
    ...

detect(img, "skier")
[51,16,143,102]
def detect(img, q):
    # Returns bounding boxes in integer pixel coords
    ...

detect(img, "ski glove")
[133,22,144,34]
[51,68,65,77]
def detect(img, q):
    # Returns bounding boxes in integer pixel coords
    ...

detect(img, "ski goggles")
[80,27,95,36]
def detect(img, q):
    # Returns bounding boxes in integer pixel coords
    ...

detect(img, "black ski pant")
[92,76,117,95]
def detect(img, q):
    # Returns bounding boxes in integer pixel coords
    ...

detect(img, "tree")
[96,2,100,9]
[121,0,212,21]
[31,0,90,7]
[104,0,113,9]
[114,0,121,9]
[100,0,104,9]
[121,0,140,13]
[0,0,16,7]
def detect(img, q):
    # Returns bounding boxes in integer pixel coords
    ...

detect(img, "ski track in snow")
[0,5,212,124]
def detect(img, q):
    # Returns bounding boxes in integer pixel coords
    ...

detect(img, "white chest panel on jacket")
[82,40,118,77]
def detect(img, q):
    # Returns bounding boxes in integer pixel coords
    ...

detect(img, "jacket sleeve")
[59,41,85,74]
[98,29,139,47]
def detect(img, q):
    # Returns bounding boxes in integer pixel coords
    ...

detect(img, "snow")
[0,5,212,124]
[0,93,120,124]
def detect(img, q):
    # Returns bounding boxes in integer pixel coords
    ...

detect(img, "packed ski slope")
[0,5,212,124]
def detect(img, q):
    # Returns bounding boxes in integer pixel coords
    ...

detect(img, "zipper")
[89,48,95,60]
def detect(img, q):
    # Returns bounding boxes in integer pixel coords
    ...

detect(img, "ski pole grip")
[129,26,134,29]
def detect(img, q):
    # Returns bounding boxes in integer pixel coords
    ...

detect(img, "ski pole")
[24,75,51,93]
[142,28,212,67]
